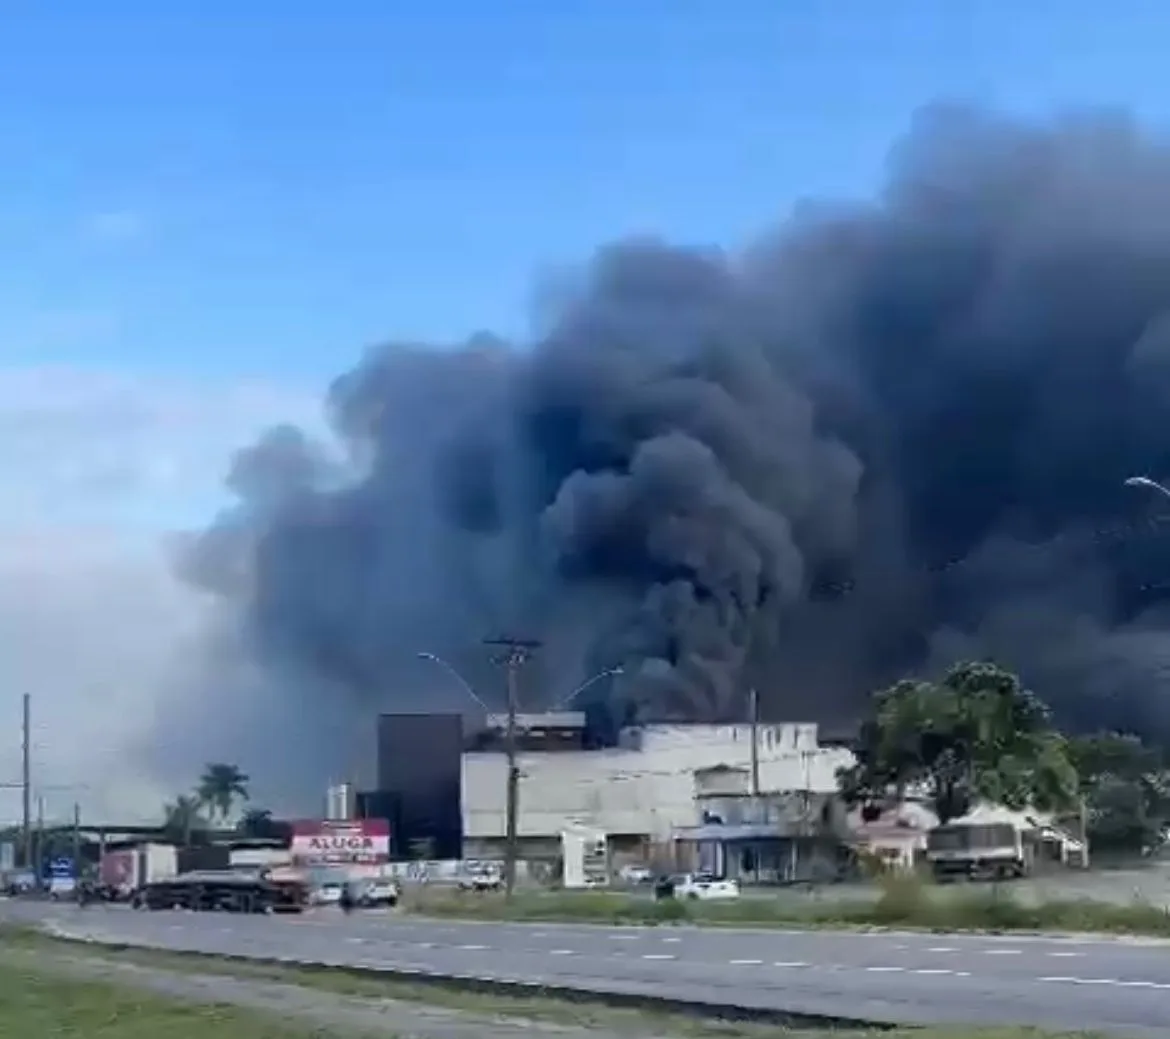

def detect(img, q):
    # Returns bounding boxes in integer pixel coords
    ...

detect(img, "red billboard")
[289,819,390,865]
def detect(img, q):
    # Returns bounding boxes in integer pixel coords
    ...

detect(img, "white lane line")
[548,949,575,956]
[457,944,489,951]
[866,966,904,973]
[416,942,436,949]
[642,953,675,960]
[610,934,638,941]
[774,961,810,968]
[729,958,764,966]
[928,946,957,953]
[661,936,682,943]
[1039,976,1120,986]
[914,968,956,975]
[984,948,1022,955]
[1047,951,1082,958]
[1040,976,1170,989]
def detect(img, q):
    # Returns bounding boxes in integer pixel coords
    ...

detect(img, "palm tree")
[162,795,206,847]
[196,762,250,823]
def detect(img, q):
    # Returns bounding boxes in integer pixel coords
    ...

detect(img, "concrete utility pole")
[748,687,761,798]
[21,694,30,869]
[72,802,81,877]
[483,636,541,900]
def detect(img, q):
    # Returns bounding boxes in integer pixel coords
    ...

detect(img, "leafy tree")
[838,661,1079,824]
[162,795,207,846]
[236,807,285,841]
[196,763,250,823]
[1068,732,1170,853]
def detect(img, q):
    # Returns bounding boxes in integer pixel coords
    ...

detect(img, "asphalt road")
[10,902,1170,1036]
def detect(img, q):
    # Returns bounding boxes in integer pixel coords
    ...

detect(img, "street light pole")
[1125,475,1170,499]
[415,652,492,713]
[549,667,624,711]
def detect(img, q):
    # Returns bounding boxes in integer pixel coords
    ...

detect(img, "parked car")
[673,872,740,901]
[458,867,503,892]
[311,882,344,906]
[355,879,400,908]
[619,864,654,885]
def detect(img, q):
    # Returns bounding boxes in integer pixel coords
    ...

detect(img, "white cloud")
[0,364,323,827]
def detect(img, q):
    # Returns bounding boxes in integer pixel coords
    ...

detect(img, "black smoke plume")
[181,105,1170,786]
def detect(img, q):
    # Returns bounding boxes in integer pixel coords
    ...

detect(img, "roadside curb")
[39,922,897,1032]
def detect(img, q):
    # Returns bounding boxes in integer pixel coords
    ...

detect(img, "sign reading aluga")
[290,819,391,864]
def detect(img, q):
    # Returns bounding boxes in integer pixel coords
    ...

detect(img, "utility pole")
[71,802,81,878]
[748,687,760,798]
[21,694,30,869]
[484,636,541,900]
[34,795,44,885]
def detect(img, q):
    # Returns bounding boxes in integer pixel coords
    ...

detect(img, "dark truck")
[137,869,308,913]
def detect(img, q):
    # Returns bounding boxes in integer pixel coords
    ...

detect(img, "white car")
[674,873,740,901]
[619,864,654,885]
[311,882,344,906]
[356,879,400,907]
[458,867,503,892]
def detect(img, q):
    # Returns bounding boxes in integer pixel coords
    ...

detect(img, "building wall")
[462,722,854,842]
[377,713,464,859]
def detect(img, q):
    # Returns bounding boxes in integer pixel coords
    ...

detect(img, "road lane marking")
[865,966,904,972]
[928,946,957,953]
[642,953,675,960]
[773,961,810,968]
[548,949,575,956]
[914,968,955,975]
[1047,951,1081,957]
[1040,976,1170,989]
[983,948,1022,955]
[457,944,488,951]
[729,958,763,965]
[661,936,681,943]
[610,934,637,941]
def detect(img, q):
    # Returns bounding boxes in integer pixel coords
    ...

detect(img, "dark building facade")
[364,712,463,860]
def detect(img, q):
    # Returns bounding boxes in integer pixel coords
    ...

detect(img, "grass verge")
[401,875,1170,937]
[0,924,1119,1039]
[0,955,330,1038]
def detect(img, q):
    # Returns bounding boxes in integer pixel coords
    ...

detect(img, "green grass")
[0,925,1113,1039]
[0,957,335,1037]
[401,874,1170,937]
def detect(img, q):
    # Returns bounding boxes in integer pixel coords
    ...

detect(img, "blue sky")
[6,0,1170,821]
[4,1,1170,385]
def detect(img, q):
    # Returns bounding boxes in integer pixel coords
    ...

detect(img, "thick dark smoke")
[183,104,1170,778]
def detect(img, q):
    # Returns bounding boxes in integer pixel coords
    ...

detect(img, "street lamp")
[1125,475,1170,500]
[550,667,624,711]
[415,652,491,713]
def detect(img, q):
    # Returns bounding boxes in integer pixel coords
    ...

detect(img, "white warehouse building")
[460,715,855,864]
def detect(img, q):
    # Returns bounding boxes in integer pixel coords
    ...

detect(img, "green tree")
[196,762,250,823]
[162,795,207,846]
[236,807,280,840]
[838,661,1079,824]
[1068,732,1170,853]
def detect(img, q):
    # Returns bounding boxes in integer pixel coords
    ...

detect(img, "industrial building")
[461,713,854,872]
[352,710,855,878]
